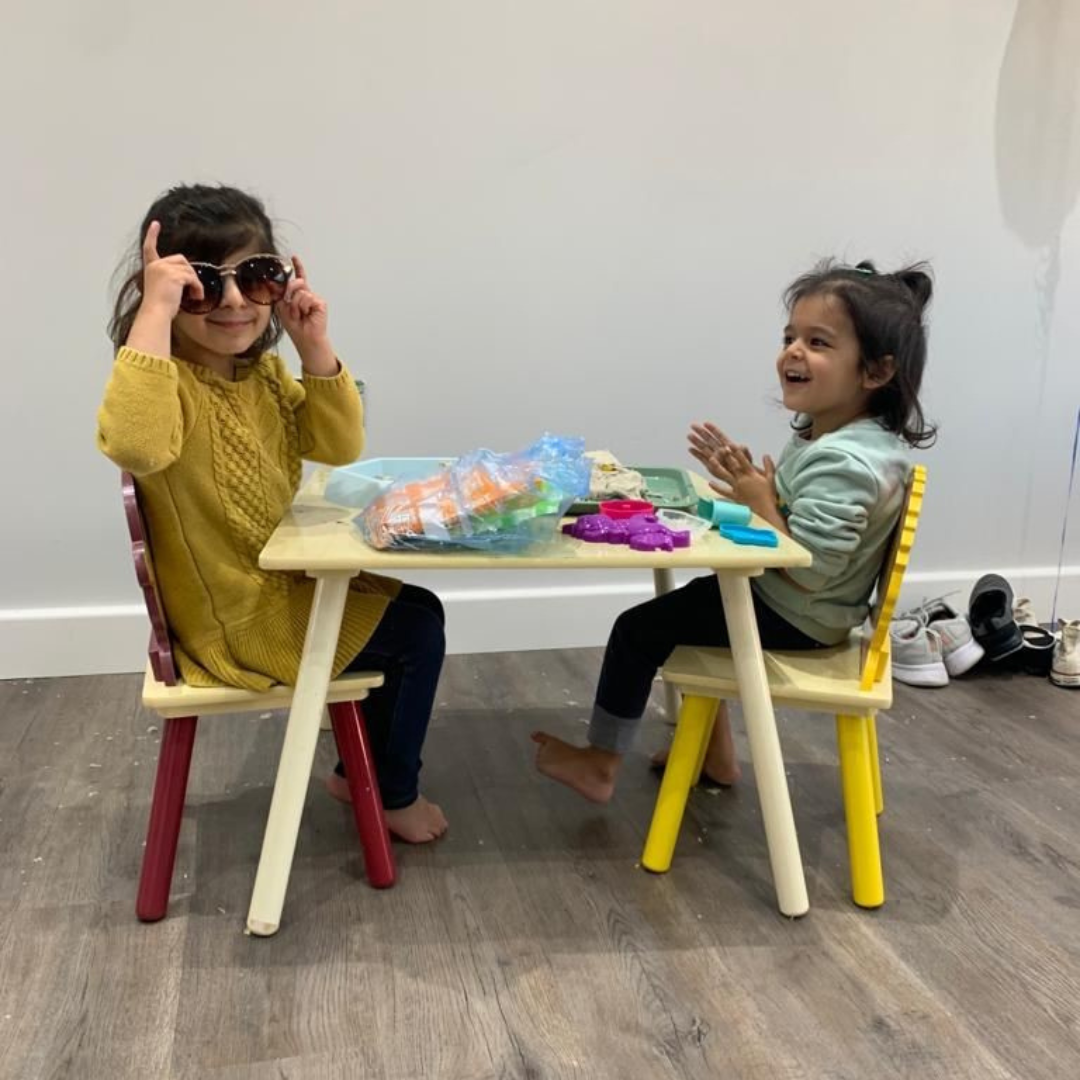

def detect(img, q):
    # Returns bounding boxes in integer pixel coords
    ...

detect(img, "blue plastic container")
[697,497,752,527]
[324,457,455,508]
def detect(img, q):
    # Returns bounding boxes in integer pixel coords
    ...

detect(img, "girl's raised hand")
[688,422,754,479]
[140,221,203,318]
[707,443,777,512]
[277,255,330,352]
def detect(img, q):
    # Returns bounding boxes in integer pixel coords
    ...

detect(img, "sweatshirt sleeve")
[783,446,880,588]
[96,347,185,477]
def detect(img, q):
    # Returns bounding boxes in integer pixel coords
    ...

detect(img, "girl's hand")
[139,221,203,319]
[688,422,755,480]
[706,443,778,514]
[277,255,336,372]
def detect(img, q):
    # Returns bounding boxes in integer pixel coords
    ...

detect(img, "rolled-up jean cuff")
[587,705,641,755]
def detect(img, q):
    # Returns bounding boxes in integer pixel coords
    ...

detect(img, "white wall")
[1,0,1078,677]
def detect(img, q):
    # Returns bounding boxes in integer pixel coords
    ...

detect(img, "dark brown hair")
[109,184,284,359]
[784,259,937,448]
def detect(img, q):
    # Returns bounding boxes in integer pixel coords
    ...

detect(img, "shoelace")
[900,591,962,625]
[889,616,942,650]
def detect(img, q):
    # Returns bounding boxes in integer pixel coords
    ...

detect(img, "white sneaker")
[1014,597,1040,627]
[903,598,985,677]
[890,617,949,687]
[1051,619,1080,689]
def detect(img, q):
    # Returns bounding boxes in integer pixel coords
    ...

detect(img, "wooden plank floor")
[1,650,1078,1079]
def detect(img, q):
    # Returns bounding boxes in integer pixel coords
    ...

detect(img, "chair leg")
[867,714,884,816]
[136,715,198,922]
[652,570,683,725]
[642,695,718,873]
[691,702,714,785]
[329,700,396,889]
[836,713,884,908]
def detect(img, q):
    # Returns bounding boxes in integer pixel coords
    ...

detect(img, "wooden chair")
[122,472,396,923]
[643,465,927,909]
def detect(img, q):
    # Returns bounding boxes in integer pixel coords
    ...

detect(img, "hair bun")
[894,265,934,313]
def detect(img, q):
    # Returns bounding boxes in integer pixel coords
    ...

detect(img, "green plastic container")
[569,466,697,516]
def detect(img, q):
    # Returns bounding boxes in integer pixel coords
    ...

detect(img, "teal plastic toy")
[719,523,779,548]
[697,497,752,527]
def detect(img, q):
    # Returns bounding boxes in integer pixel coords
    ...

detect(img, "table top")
[260,468,812,574]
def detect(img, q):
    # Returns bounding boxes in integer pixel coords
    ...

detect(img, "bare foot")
[384,796,449,844]
[649,745,742,787]
[325,772,352,804]
[531,731,621,804]
[325,775,448,843]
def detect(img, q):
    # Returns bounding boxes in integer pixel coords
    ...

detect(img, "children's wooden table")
[247,471,812,935]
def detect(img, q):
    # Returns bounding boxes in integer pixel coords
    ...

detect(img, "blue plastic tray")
[324,457,455,508]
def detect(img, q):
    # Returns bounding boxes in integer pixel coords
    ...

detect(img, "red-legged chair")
[122,472,396,922]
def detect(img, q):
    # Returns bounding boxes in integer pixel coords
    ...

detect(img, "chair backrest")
[859,464,927,690]
[121,472,179,686]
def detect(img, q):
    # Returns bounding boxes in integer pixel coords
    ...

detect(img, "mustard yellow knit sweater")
[97,347,399,690]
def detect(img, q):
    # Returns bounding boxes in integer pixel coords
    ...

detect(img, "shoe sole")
[943,637,985,677]
[1050,669,1080,688]
[893,662,949,688]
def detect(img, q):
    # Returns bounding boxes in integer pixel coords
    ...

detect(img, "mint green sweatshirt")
[752,418,911,645]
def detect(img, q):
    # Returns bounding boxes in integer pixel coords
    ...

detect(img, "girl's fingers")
[703,422,732,448]
[182,266,204,299]
[709,455,734,483]
[143,221,161,264]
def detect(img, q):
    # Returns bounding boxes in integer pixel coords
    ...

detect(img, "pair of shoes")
[900,597,985,678]
[891,595,985,686]
[1051,619,1080,689]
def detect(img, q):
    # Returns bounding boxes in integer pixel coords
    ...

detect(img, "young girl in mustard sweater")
[98,184,447,842]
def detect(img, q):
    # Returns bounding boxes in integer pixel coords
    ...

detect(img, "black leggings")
[337,584,445,809]
[590,574,826,753]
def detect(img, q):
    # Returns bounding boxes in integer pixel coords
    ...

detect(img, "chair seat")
[661,638,893,713]
[141,664,385,719]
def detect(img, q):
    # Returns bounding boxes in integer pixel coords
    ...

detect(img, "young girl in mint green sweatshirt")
[533,260,935,804]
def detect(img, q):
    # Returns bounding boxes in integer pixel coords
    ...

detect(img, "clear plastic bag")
[355,434,591,552]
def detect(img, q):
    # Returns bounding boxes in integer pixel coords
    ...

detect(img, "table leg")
[652,568,682,724]
[717,571,809,917]
[246,571,352,936]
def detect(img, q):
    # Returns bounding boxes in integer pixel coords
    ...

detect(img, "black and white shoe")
[968,574,1025,662]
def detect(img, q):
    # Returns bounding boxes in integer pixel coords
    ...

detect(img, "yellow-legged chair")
[643,466,927,909]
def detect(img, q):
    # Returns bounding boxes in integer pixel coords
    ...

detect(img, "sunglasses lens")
[180,264,222,314]
[236,256,289,305]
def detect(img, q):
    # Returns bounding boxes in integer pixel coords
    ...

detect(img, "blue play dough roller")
[697,497,752,527]
[719,523,779,548]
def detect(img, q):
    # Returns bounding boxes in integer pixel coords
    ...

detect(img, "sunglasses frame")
[180,254,294,314]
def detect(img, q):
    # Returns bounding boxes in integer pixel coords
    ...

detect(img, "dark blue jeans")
[337,584,446,809]
[590,574,827,753]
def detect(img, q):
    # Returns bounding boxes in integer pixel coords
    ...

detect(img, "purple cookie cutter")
[562,513,691,552]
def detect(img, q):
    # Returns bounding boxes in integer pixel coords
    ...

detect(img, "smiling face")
[776,292,892,438]
[172,243,274,366]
